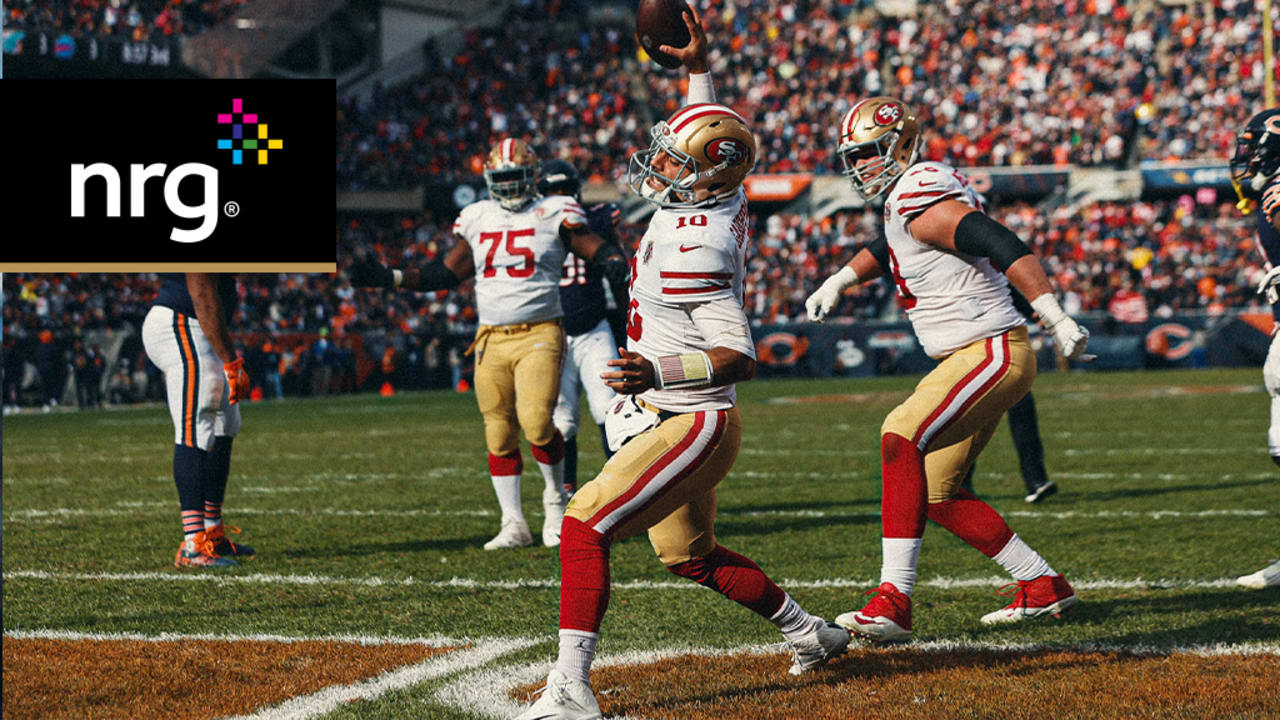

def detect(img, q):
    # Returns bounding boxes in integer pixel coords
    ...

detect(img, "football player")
[806,97,1088,640]
[142,273,253,568]
[350,139,630,550]
[1230,107,1280,590]
[539,159,629,494]
[518,10,848,720]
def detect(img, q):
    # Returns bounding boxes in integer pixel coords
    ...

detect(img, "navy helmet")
[537,159,581,199]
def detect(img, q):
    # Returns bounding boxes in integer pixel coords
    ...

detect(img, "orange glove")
[224,358,249,404]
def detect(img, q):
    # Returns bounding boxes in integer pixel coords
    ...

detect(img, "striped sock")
[204,500,222,530]
[181,510,204,539]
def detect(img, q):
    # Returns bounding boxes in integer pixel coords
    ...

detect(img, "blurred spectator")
[8,0,252,41]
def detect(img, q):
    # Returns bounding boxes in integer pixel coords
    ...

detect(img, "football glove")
[805,266,858,323]
[1031,293,1091,360]
[224,358,250,405]
[1257,265,1280,305]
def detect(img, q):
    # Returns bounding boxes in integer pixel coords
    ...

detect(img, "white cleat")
[483,516,533,551]
[542,489,568,548]
[1236,560,1280,589]
[787,621,851,675]
[515,669,602,720]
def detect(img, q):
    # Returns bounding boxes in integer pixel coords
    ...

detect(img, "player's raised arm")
[348,238,473,292]
[907,200,1090,360]
[656,4,713,103]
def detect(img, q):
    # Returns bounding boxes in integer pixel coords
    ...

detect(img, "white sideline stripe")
[437,640,1280,720]
[221,637,536,720]
[6,505,1269,524]
[4,628,470,647]
[3,570,1251,592]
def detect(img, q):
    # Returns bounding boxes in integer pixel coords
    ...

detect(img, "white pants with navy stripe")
[554,318,620,440]
[142,305,241,451]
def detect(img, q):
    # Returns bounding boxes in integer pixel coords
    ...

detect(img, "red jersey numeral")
[478,228,536,278]
[885,245,917,310]
[675,214,708,229]
[626,298,643,341]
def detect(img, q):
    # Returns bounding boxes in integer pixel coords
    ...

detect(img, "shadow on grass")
[1038,586,1280,646]
[279,536,494,558]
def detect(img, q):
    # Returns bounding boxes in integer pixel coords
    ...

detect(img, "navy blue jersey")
[156,273,237,325]
[559,203,620,336]
[1259,176,1280,320]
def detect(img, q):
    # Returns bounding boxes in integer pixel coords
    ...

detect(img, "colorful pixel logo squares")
[217,98,283,165]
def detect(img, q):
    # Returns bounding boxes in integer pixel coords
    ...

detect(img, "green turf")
[5,368,1279,719]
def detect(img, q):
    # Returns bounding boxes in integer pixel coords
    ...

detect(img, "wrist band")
[654,351,713,391]
[392,269,404,288]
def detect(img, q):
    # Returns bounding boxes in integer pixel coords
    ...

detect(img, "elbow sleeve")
[952,212,1032,273]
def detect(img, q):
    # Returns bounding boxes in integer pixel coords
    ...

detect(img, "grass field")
[4,368,1279,719]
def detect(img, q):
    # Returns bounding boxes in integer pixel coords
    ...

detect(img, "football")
[635,0,692,69]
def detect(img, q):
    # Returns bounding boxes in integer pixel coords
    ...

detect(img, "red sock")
[558,516,611,633]
[881,433,928,538]
[667,545,786,618]
[532,429,565,465]
[927,488,1015,557]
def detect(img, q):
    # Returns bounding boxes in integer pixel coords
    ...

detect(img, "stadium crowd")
[6,0,249,41]
[337,0,1270,190]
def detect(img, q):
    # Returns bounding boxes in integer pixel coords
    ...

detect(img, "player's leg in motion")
[553,333,584,496]
[142,306,236,568]
[1237,333,1280,588]
[520,410,848,720]
[513,322,569,547]
[203,387,253,558]
[838,328,1073,640]
[474,329,533,550]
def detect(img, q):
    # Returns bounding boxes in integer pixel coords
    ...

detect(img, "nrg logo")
[68,98,282,243]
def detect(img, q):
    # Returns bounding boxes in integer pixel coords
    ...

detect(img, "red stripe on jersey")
[662,283,730,294]
[897,190,946,200]
[659,271,733,279]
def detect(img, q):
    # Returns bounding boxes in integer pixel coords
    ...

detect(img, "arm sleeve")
[952,211,1033,273]
[686,71,715,105]
[867,235,890,274]
[688,297,755,359]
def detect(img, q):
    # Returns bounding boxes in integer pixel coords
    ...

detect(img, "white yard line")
[437,639,1280,720]
[3,569,1253,592]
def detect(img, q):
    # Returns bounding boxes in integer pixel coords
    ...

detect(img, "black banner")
[0,79,335,270]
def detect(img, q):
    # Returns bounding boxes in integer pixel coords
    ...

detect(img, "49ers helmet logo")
[705,137,749,166]
[873,103,903,126]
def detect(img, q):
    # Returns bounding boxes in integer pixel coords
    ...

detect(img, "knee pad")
[519,406,556,447]
[484,419,520,457]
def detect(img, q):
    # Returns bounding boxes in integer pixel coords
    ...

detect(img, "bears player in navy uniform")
[142,274,253,567]
[539,159,630,494]
[1231,107,1280,589]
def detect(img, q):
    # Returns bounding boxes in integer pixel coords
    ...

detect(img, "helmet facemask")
[627,123,708,208]
[840,130,917,201]
[484,163,539,211]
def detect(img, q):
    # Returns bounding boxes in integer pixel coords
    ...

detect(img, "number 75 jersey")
[453,195,587,326]
[629,188,754,413]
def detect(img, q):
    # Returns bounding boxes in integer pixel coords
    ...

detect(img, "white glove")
[805,266,858,323]
[1258,266,1280,305]
[1031,293,1090,360]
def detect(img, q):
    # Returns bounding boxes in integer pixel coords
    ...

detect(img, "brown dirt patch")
[513,647,1280,720]
[3,637,460,720]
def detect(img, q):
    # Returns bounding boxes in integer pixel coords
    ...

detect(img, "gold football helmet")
[627,103,756,208]
[836,97,922,200]
[484,138,539,211]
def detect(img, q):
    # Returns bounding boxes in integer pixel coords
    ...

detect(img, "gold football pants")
[472,319,565,456]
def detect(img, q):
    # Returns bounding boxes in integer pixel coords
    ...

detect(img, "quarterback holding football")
[806,96,1087,640]
[517,7,848,720]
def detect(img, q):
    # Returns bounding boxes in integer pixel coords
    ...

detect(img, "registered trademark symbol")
[223,201,240,217]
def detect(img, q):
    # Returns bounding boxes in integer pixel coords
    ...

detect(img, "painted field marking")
[436,639,1280,720]
[5,503,1269,525]
[3,629,535,720]
[4,570,1256,592]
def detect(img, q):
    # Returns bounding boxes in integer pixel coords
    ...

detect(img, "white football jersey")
[883,161,1025,358]
[630,188,755,413]
[453,195,587,326]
